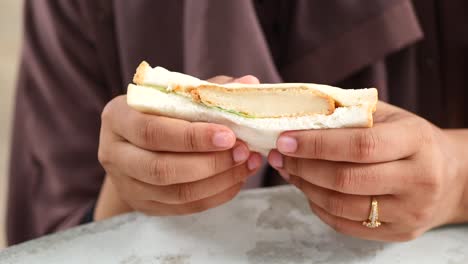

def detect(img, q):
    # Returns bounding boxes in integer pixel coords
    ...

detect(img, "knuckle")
[334,167,355,193]
[183,125,198,151]
[353,130,378,161]
[148,158,175,185]
[308,133,324,158]
[176,183,197,203]
[410,207,434,224]
[422,176,441,194]
[208,152,223,174]
[334,166,375,194]
[416,170,442,195]
[325,195,345,218]
[139,119,162,146]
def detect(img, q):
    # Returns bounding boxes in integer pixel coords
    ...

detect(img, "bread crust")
[133,61,151,85]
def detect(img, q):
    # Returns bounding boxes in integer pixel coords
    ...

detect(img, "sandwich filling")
[191,86,334,118]
[133,62,343,118]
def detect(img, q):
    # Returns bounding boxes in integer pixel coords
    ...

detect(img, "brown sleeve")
[7,0,112,245]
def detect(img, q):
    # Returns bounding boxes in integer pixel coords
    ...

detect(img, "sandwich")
[127,62,378,155]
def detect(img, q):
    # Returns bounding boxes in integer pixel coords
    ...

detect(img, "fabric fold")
[183,0,282,83]
[281,0,423,85]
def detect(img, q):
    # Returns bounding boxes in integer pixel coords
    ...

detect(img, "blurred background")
[0,0,22,248]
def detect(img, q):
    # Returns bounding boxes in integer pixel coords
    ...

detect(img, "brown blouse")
[7,0,468,245]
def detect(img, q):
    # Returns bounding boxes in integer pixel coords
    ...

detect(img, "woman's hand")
[268,101,468,241]
[95,76,263,221]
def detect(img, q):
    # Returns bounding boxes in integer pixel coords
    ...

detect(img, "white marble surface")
[1,186,467,263]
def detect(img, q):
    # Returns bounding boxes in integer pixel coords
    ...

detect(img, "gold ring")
[362,197,381,228]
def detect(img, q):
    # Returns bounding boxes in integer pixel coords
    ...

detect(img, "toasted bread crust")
[133,61,151,85]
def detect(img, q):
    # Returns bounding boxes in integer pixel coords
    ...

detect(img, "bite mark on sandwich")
[133,61,151,85]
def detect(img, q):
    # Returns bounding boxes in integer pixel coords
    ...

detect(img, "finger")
[289,176,398,222]
[115,154,262,204]
[110,141,258,185]
[207,75,235,84]
[373,101,411,123]
[308,201,423,242]
[232,75,260,84]
[276,116,425,162]
[131,183,243,216]
[207,75,260,85]
[269,150,409,195]
[104,96,236,152]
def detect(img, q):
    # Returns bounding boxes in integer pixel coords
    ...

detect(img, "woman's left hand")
[268,101,468,241]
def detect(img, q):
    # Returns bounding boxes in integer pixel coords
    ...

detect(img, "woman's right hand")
[94,76,262,220]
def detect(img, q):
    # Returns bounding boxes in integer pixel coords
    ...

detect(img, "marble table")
[1,186,467,263]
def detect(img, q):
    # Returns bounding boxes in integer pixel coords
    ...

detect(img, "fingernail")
[233,144,249,163]
[278,170,290,181]
[268,151,283,168]
[277,136,298,153]
[247,155,260,170]
[212,131,235,148]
